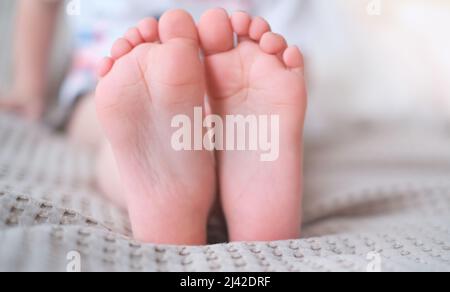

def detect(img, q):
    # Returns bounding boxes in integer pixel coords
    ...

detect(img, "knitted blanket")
[0,113,449,272]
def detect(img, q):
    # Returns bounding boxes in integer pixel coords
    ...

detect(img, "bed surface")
[0,114,449,272]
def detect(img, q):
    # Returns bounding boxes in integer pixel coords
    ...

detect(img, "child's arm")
[0,0,62,120]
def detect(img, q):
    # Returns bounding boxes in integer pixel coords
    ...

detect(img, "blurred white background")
[0,0,449,128]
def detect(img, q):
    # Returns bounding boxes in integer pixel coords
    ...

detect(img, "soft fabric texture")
[0,114,449,272]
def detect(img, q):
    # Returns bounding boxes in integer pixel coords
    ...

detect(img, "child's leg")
[95,142,127,209]
[199,9,306,242]
[65,94,126,209]
[94,10,216,244]
[67,93,104,151]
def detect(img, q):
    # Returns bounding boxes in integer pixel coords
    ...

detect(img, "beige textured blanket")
[0,114,449,271]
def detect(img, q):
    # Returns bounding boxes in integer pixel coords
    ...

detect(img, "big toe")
[159,9,198,43]
[198,8,234,56]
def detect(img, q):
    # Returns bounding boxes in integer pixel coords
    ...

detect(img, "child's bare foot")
[199,9,307,242]
[95,10,215,245]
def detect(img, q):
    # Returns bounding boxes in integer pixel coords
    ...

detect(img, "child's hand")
[0,89,45,122]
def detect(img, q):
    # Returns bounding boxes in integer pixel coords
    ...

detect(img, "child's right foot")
[95,10,215,245]
[199,9,307,242]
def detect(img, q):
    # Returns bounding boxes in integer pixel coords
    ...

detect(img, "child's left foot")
[199,9,307,242]
[95,10,215,245]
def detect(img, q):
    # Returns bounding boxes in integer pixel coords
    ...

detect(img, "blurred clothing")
[59,0,266,106]
[57,0,450,129]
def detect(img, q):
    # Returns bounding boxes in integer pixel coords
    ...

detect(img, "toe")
[125,27,144,47]
[260,32,287,55]
[159,9,198,43]
[199,8,234,56]
[97,57,114,78]
[249,17,271,41]
[283,46,304,71]
[231,11,252,37]
[137,17,159,42]
[111,38,133,60]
